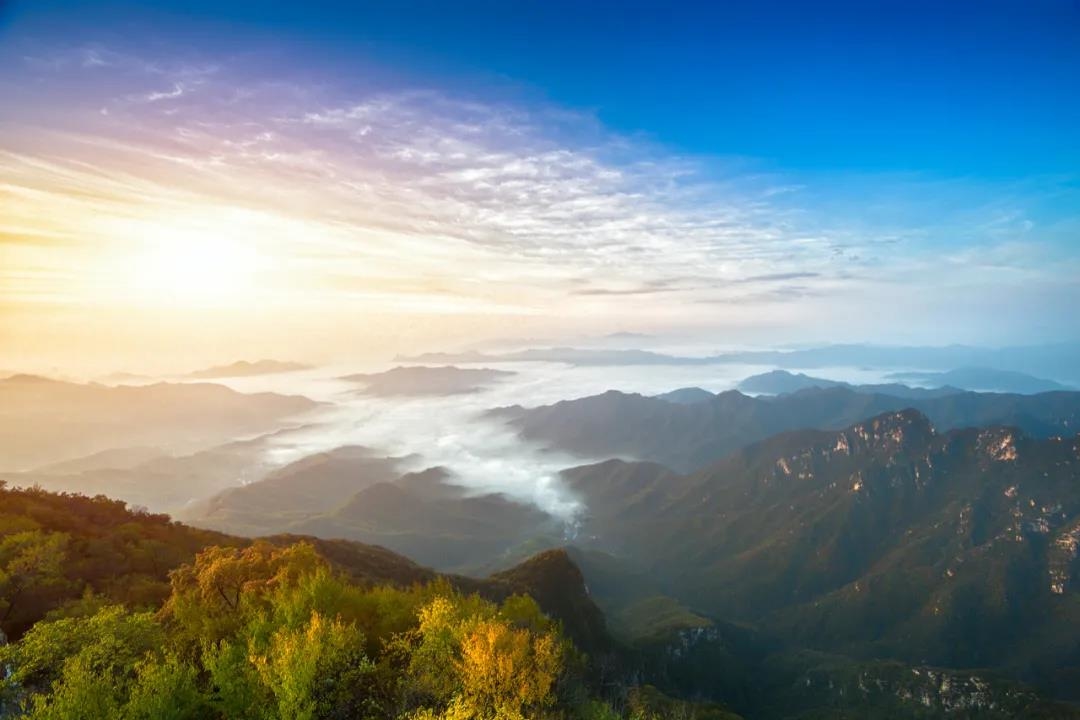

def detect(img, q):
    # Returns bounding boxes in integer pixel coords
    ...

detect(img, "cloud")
[138,82,187,103]
[0,40,1077,347]
[735,271,821,283]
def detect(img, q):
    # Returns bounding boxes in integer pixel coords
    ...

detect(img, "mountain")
[397,347,715,366]
[185,359,311,378]
[655,387,717,404]
[184,454,566,573]
[887,366,1074,394]
[4,425,320,515]
[179,445,407,535]
[5,482,1077,718]
[290,467,563,571]
[397,342,1080,384]
[30,446,167,474]
[562,410,1080,699]
[0,481,610,661]
[737,369,961,398]
[492,386,1080,472]
[341,365,515,396]
[0,375,318,471]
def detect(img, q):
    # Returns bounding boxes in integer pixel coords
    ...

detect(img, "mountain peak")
[492,548,611,653]
[846,408,935,454]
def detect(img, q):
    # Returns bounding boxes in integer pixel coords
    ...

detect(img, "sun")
[130,232,260,306]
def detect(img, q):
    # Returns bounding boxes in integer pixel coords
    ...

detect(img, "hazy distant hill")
[3,426,319,514]
[737,369,962,398]
[564,410,1080,698]
[341,365,515,396]
[398,347,712,366]
[399,342,1080,383]
[0,374,318,470]
[186,359,311,378]
[493,386,1080,472]
[887,366,1074,394]
[179,445,406,535]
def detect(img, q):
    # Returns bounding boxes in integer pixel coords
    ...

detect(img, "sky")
[1,0,1078,372]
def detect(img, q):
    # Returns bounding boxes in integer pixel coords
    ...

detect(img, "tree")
[122,654,206,720]
[162,541,327,646]
[396,595,568,720]
[250,610,375,720]
[0,531,70,636]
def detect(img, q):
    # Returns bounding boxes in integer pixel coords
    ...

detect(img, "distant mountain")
[738,369,961,398]
[186,359,310,378]
[655,387,717,404]
[400,342,1080,383]
[179,445,407,535]
[100,371,154,384]
[887,366,1073,394]
[397,347,714,366]
[30,446,167,474]
[564,410,1080,697]
[5,426,318,514]
[492,386,1080,472]
[290,467,562,571]
[0,374,318,470]
[341,365,515,396]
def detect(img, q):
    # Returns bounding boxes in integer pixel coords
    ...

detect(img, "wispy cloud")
[1,40,1077,347]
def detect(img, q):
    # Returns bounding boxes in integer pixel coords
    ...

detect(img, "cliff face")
[563,410,1080,693]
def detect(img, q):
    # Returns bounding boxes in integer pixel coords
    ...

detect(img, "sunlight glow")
[128,230,260,306]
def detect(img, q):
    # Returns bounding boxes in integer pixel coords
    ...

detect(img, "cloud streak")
[1,39,1077,357]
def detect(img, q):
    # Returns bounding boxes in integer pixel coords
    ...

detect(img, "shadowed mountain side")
[493,386,1080,472]
[654,387,718,404]
[491,548,612,656]
[561,410,1080,697]
[340,365,515,396]
[291,468,564,571]
[0,374,319,470]
[178,446,408,535]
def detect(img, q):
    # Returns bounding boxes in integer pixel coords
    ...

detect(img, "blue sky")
[0,0,1078,367]
[8,0,1079,176]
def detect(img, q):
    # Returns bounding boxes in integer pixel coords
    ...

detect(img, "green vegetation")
[4,480,1078,719]
[0,483,736,720]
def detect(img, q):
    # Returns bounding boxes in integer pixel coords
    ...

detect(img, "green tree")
[250,610,375,720]
[0,531,70,635]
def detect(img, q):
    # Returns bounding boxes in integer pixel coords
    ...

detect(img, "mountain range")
[0,374,318,471]
[399,341,1080,384]
[493,385,1080,472]
[5,471,1079,719]
[561,410,1080,699]
[185,359,311,378]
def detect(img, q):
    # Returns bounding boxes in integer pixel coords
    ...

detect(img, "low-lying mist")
[190,360,898,523]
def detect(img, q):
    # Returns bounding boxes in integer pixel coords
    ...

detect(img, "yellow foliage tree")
[398,595,566,720]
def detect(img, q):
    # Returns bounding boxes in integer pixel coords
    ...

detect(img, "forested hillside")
[0,483,740,720]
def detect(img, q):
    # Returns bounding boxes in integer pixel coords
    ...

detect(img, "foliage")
[0,484,235,639]
[1,539,641,720]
